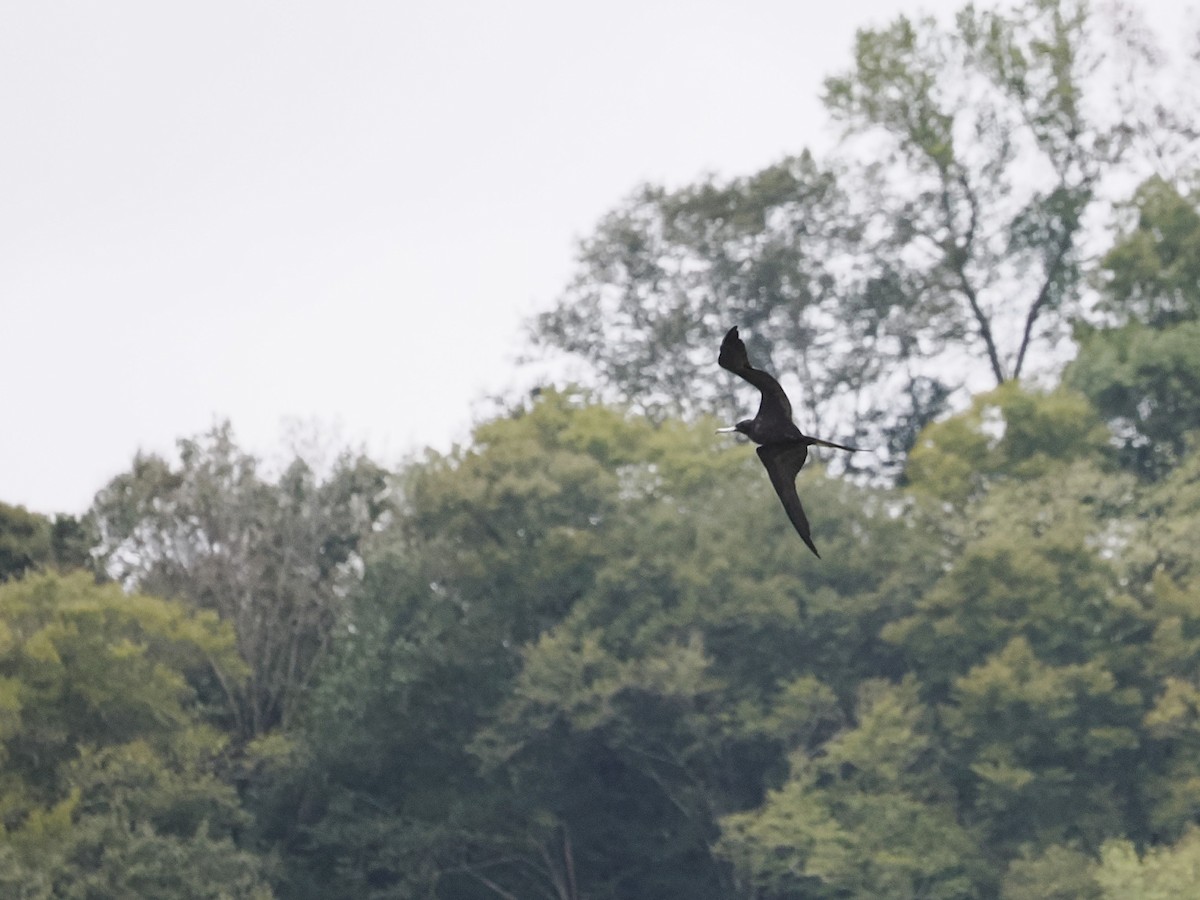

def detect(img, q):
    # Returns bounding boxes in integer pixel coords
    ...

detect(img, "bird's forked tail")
[807,436,860,453]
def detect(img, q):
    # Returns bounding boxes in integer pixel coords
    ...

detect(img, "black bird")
[717,326,859,557]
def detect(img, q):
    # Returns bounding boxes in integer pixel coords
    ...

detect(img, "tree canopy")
[0,573,274,898]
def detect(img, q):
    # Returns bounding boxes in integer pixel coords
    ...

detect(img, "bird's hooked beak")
[716,426,739,434]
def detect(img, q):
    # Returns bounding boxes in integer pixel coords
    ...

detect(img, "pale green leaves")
[720,679,985,899]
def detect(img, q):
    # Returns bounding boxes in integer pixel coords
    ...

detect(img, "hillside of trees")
[4,1,1200,897]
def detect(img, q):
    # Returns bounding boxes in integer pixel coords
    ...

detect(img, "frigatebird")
[717,326,858,558]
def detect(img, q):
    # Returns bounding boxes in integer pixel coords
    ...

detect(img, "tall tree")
[1067,175,1200,476]
[532,154,877,424]
[823,0,1153,386]
[89,423,388,737]
[531,1,1172,470]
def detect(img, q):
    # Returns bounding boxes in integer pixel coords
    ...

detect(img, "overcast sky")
[0,1,1183,515]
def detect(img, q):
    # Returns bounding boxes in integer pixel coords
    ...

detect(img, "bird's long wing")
[756,443,819,558]
[718,327,792,423]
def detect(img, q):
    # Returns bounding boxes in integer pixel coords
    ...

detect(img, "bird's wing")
[718,327,792,422]
[756,443,819,558]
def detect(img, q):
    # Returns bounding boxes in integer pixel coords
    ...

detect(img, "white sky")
[0,1,1185,514]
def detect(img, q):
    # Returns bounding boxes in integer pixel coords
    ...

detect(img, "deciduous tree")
[89,423,388,737]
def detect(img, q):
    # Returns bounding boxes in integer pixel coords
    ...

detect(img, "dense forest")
[4,1,1200,896]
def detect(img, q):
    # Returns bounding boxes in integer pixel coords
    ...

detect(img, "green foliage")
[0,504,51,583]
[271,392,695,897]
[885,466,1144,688]
[944,636,1142,852]
[1097,176,1200,329]
[280,390,936,898]
[1137,573,1200,841]
[89,422,389,736]
[905,382,1111,502]
[719,678,989,899]
[532,155,860,421]
[1067,321,1200,477]
[0,504,91,583]
[5,3,1197,894]
[824,0,1146,386]
[891,437,1172,861]
[1132,447,1200,586]
[259,374,1200,897]
[1002,844,1102,900]
[0,573,245,807]
[531,1,1173,482]
[0,816,275,899]
[0,573,272,896]
[8,396,1196,895]
[1066,176,1200,478]
[1094,828,1200,899]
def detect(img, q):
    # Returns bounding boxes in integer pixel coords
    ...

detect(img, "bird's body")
[717,326,858,557]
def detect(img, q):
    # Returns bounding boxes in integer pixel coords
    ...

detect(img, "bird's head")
[716,420,752,437]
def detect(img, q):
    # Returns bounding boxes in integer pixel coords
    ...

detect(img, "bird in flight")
[717,326,859,557]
